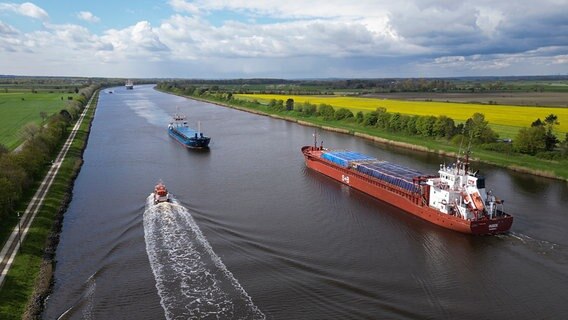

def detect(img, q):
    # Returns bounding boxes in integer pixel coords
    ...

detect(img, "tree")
[363,111,378,126]
[513,126,546,155]
[317,104,335,120]
[464,113,498,144]
[543,114,559,151]
[531,118,543,127]
[20,123,40,141]
[416,115,436,137]
[286,98,294,111]
[0,177,19,213]
[355,111,364,123]
[404,116,419,135]
[433,115,456,138]
[302,102,317,116]
[59,109,72,122]
[0,144,8,155]
[375,108,390,129]
[388,113,402,131]
[530,114,559,151]
[334,108,353,120]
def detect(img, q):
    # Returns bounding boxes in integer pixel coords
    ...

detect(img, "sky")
[0,0,567,79]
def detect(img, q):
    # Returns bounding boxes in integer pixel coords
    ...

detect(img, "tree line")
[0,85,99,217]
[157,76,568,96]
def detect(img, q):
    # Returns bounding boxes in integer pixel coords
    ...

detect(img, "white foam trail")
[124,99,170,127]
[143,195,265,320]
[508,231,558,252]
[56,273,96,320]
[82,275,96,320]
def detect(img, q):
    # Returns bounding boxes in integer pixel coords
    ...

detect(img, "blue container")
[322,151,376,167]
[356,161,423,193]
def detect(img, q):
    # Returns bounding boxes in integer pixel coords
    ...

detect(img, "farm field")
[363,91,568,107]
[236,94,568,137]
[0,92,77,150]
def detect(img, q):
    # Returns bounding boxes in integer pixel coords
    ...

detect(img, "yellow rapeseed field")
[236,94,568,136]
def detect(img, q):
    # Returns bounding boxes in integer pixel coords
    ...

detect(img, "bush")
[302,103,317,116]
[355,111,364,123]
[363,111,378,126]
[318,104,335,120]
[335,108,354,120]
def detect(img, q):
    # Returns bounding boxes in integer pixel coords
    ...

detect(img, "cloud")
[475,7,503,38]
[1,0,568,77]
[426,47,568,73]
[77,11,100,23]
[98,21,169,63]
[0,20,18,35]
[157,14,427,62]
[169,0,200,15]
[0,2,48,20]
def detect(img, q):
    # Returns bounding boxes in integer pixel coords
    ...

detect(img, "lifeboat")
[154,182,169,204]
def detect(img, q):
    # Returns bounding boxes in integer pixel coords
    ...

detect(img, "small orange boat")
[154,182,170,204]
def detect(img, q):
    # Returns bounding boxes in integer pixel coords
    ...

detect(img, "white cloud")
[475,7,503,38]
[77,11,100,23]
[156,14,428,62]
[98,21,169,63]
[169,0,200,15]
[0,20,18,35]
[434,56,466,64]
[0,2,48,20]
[1,0,568,77]
[553,55,568,64]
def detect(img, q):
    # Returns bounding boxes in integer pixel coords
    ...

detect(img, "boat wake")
[500,231,568,267]
[143,195,265,320]
[506,231,560,253]
[125,99,170,127]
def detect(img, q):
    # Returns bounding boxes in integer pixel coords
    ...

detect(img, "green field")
[0,92,77,150]
[236,94,568,138]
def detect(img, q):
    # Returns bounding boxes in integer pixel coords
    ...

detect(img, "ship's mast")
[313,130,317,149]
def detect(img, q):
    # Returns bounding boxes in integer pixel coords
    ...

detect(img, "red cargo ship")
[301,139,513,235]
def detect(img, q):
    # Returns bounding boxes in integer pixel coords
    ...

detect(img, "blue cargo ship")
[168,111,210,149]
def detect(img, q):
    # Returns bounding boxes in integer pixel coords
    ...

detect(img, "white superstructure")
[426,156,503,221]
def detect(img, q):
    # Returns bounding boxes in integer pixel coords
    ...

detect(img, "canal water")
[44,85,568,319]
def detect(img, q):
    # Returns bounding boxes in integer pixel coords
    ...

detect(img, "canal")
[44,85,568,319]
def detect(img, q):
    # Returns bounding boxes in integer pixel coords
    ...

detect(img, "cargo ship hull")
[169,127,210,149]
[302,146,513,235]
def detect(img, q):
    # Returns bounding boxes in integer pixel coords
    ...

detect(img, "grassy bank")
[0,92,79,150]
[0,91,99,319]
[159,88,568,181]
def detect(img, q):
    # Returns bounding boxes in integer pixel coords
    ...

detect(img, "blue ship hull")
[168,127,210,149]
